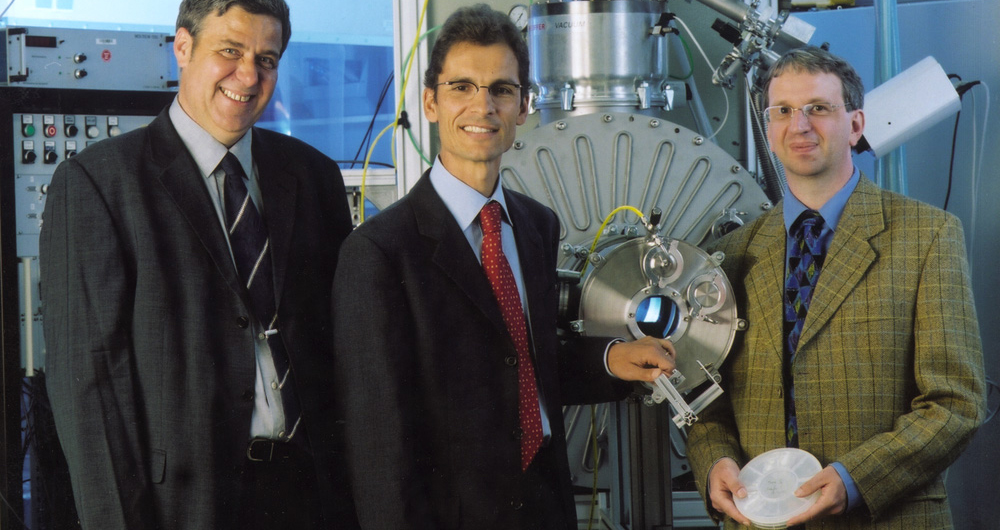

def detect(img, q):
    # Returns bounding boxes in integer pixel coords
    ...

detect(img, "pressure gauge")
[509,4,530,32]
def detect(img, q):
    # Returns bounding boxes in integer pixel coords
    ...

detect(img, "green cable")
[671,32,695,81]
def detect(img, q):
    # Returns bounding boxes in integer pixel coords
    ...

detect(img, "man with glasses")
[684,46,985,529]
[331,4,677,529]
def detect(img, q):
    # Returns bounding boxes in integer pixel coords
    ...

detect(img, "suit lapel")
[798,176,883,350]
[409,174,509,335]
[506,191,549,341]
[147,110,246,301]
[744,208,789,361]
[252,129,297,306]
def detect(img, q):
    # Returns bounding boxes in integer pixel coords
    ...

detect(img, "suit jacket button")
[512,428,523,440]
[241,389,254,402]
[511,501,523,510]
[236,316,250,329]
[504,355,517,367]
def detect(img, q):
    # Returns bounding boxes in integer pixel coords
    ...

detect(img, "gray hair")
[176,0,292,55]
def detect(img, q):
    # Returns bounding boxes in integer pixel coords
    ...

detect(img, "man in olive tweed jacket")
[685,47,986,529]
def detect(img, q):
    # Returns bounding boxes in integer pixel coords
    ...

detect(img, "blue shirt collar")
[169,97,253,178]
[429,157,513,230]
[783,166,860,232]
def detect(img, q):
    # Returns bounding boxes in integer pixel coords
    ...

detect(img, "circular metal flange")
[578,237,738,393]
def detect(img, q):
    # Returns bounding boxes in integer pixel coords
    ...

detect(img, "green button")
[23,124,35,137]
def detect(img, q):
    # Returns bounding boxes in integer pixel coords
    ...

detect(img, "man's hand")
[785,466,847,526]
[607,336,676,382]
[708,457,752,527]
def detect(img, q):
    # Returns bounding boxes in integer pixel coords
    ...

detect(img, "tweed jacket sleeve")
[825,187,986,517]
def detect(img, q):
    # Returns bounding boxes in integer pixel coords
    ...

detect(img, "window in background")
[1,0,396,167]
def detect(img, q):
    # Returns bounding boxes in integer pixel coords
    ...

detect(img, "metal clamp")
[645,361,725,427]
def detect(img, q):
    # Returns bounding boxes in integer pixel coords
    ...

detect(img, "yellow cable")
[360,0,430,224]
[579,206,646,525]
[579,205,647,276]
[577,205,647,527]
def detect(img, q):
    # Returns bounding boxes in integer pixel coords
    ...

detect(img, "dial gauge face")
[509,4,530,31]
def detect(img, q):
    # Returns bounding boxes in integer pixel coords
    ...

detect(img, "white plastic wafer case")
[734,448,822,528]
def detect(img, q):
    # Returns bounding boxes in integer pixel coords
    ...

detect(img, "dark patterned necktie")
[783,209,826,447]
[220,152,300,438]
[479,201,543,471]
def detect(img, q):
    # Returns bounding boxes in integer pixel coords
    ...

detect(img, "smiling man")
[332,4,677,529]
[39,1,355,528]
[684,46,986,530]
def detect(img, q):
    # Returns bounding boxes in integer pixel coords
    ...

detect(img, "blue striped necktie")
[220,152,300,439]
[783,209,825,448]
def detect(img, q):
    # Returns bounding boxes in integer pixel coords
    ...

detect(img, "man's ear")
[849,109,865,147]
[423,87,439,124]
[174,27,193,69]
[516,95,528,126]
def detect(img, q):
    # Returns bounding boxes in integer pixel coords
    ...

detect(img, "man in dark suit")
[39,1,354,528]
[332,5,677,529]
[685,47,985,529]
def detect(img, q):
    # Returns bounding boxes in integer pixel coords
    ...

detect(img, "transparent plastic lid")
[734,448,822,528]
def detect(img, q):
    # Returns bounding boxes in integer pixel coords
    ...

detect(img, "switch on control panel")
[43,115,57,138]
[107,116,121,137]
[64,116,78,137]
[22,141,36,164]
[43,142,58,164]
[21,115,36,137]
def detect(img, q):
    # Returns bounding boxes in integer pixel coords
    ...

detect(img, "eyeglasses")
[763,103,852,123]
[434,81,522,103]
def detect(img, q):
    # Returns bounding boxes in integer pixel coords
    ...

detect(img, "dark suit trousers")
[516,444,578,530]
[236,439,323,530]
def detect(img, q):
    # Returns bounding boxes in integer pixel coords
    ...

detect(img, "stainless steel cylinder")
[529,0,676,123]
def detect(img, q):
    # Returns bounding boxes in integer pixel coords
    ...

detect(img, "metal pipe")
[22,257,34,376]
[874,0,908,194]
[694,0,750,25]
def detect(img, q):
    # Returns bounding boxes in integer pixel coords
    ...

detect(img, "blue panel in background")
[256,40,397,170]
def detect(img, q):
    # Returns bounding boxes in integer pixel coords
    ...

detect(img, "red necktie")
[479,201,543,471]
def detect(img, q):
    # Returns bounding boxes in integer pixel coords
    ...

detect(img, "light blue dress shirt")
[782,167,863,511]
[169,98,289,440]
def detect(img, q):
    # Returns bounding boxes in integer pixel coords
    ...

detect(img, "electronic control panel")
[12,112,156,257]
[11,111,157,372]
[2,26,175,90]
